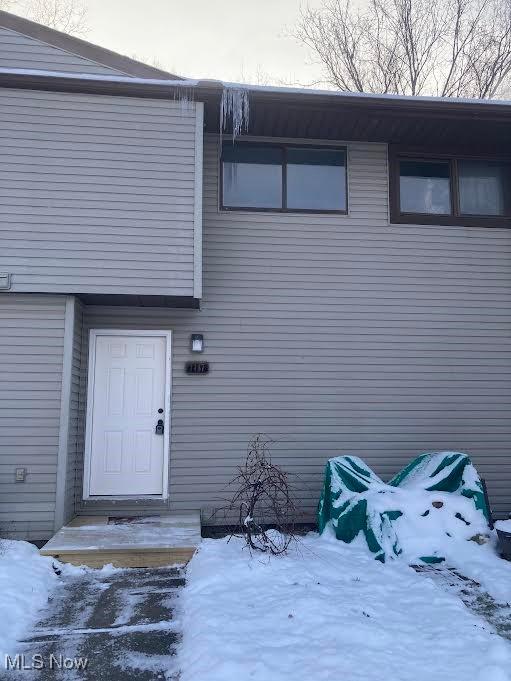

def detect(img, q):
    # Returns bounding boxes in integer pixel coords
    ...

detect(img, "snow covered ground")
[4,529,511,680]
[180,529,511,681]
[0,540,62,659]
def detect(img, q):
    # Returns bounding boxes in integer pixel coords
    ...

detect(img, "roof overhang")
[1,69,511,152]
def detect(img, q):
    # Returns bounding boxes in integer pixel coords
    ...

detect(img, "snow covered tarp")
[317,452,490,563]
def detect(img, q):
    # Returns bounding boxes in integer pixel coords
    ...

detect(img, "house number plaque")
[185,361,210,375]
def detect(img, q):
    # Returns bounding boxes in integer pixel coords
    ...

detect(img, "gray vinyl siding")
[0,26,127,75]
[0,88,200,296]
[72,135,511,522]
[63,298,83,525]
[0,294,66,540]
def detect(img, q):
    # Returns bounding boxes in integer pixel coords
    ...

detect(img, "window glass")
[222,144,282,208]
[458,160,510,216]
[286,148,346,211]
[399,160,451,214]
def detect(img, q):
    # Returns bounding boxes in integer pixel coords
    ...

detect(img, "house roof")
[3,68,511,111]
[0,9,182,80]
[1,62,511,152]
[1,68,511,151]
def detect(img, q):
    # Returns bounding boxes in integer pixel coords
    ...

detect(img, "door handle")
[155,419,164,435]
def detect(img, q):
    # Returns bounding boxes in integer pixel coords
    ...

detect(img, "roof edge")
[0,9,183,80]
[1,68,511,122]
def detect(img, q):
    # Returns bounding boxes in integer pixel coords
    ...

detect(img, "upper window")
[457,160,511,216]
[392,151,511,226]
[399,160,451,215]
[221,143,347,213]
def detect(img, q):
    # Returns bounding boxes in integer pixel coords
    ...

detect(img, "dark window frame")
[389,146,511,228]
[220,141,349,215]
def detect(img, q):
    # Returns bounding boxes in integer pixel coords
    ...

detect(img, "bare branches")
[5,0,88,36]
[297,1,368,91]
[296,0,511,98]
[217,434,298,556]
[467,0,511,97]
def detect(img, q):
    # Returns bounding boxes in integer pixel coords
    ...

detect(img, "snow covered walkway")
[414,564,511,640]
[179,531,511,681]
[5,555,183,680]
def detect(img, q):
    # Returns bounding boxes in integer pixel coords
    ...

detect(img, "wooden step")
[40,513,201,568]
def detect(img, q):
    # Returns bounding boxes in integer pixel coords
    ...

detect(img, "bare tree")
[216,434,299,555]
[2,0,88,36]
[296,0,511,98]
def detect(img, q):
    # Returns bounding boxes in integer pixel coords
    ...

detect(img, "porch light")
[190,334,204,353]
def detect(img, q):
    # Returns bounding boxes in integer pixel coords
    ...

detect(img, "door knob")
[155,419,164,435]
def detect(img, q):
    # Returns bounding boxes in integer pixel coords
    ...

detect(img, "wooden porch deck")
[40,512,201,568]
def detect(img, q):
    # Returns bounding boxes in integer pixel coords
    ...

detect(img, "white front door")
[85,331,171,497]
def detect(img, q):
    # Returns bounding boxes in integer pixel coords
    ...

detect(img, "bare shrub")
[219,434,298,555]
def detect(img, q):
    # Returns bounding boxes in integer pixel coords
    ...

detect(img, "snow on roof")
[0,66,197,86]
[223,80,511,107]
[2,66,511,110]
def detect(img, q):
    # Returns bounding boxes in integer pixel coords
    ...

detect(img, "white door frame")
[83,329,172,500]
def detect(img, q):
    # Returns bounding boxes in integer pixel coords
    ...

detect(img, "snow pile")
[387,454,489,562]
[180,532,511,681]
[0,540,60,658]
[441,531,511,605]
[366,486,489,563]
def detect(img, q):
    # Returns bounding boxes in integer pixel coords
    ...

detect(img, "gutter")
[0,67,511,119]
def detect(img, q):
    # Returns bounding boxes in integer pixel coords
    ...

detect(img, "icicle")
[220,86,250,139]
[171,85,196,113]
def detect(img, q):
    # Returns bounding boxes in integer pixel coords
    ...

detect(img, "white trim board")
[83,329,172,501]
[193,101,204,300]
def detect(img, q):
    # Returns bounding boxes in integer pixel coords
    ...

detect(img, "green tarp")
[317,452,490,563]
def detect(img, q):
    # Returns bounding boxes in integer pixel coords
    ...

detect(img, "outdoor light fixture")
[190,334,204,353]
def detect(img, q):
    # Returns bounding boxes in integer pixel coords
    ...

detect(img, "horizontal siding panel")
[0,294,66,539]
[1,96,198,118]
[0,112,196,130]
[0,137,196,157]
[0,174,195,189]
[4,502,71,514]
[0,205,194,219]
[1,493,58,503]
[1,253,194,268]
[0,89,200,295]
[0,182,195,197]
[1,148,196,166]
[0,160,195,176]
[1,454,58,465]
[0,237,193,251]
[0,478,56,488]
